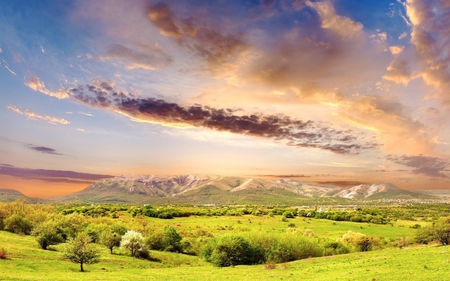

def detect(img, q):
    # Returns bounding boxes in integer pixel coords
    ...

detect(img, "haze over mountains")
[0,174,442,204]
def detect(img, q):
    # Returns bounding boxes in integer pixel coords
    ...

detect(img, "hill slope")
[0,188,43,203]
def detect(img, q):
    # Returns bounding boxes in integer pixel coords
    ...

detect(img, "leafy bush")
[100,224,126,254]
[162,226,182,252]
[4,214,33,235]
[201,235,255,267]
[340,231,379,252]
[324,241,350,256]
[416,217,450,245]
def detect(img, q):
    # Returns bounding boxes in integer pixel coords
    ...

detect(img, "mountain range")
[42,174,436,204]
[0,174,441,204]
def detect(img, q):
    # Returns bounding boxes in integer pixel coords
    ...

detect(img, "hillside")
[0,188,43,203]
[48,174,435,204]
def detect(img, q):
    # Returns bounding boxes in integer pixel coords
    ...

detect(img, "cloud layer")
[387,154,449,178]
[0,164,114,184]
[69,82,378,154]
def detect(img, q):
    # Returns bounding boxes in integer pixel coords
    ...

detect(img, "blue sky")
[1,0,450,197]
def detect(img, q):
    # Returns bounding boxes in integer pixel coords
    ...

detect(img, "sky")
[1,0,450,198]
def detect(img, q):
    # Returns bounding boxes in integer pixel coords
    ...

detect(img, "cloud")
[25,75,69,99]
[338,95,433,155]
[8,104,70,125]
[306,0,363,39]
[98,43,172,70]
[69,81,378,154]
[383,57,414,84]
[405,0,450,99]
[26,145,63,155]
[389,45,404,55]
[147,2,248,71]
[0,164,114,184]
[386,154,449,178]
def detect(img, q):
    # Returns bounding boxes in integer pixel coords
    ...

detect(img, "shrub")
[324,241,350,256]
[0,247,6,259]
[418,217,450,245]
[201,235,255,267]
[162,226,182,252]
[4,214,33,235]
[341,231,378,252]
[146,232,164,251]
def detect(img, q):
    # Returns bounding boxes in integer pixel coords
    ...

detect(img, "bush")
[4,214,33,235]
[0,247,6,259]
[341,231,378,252]
[324,241,350,256]
[201,235,255,267]
[162,226,182,252]
[416,217,450,245]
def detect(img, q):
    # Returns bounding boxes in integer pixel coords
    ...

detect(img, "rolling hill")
[0,188,43,203]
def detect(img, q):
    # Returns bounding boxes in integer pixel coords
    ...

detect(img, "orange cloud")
[25,75,69,99]
[8,104,70,125]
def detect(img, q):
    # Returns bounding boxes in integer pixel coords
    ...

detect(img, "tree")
[100,225,126,254]
[32,221,64,250]
[62,233,100,272]
[162,226,182,252]
[120,230,147,258]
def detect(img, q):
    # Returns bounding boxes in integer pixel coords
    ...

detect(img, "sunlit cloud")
[8,104,70,125]
[25,75,69,99]
[68,81,378,154]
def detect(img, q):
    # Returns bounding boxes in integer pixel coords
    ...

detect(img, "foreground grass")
[1,230,450,280]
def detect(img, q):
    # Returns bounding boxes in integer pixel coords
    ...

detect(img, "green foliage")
[202,235,255,267]
[162,226,182,252]
[99,224,126,254]
[32,221,64,250]
[4,214,33,235]
[120,230,147,258]
[146,232,165,251]
[323,241,350,256]
[62,233,100,272]
[416,217,450,245]
[340,231,379,252]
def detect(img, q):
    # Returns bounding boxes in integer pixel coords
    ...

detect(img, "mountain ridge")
[47,174,435,204]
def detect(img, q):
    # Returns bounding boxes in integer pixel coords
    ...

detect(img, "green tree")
[162,226,182,252]
[416,217,450,245]
[202,235,254,267]
[32,221,64,250]
[100,224,126,254]
[62,233,100,272]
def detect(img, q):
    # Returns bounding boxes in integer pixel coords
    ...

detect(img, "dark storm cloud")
[69,82,378,154]
[0,164,114,184]
[386,154,449,178]
[27,145,63,155]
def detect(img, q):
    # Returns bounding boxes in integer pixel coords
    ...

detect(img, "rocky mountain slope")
[49,174,433,204]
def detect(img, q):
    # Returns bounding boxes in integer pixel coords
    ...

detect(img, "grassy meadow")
[1,204,450,280]
[1,226,450,281]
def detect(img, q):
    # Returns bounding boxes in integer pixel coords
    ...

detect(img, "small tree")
[62,234,100,272]
[120,230,147,258]
[416,217,450,245]
[100,224,126,254]
[32,221,64,250]
[162,226,182,252]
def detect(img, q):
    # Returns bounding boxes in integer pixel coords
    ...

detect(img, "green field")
[1,230,450,281]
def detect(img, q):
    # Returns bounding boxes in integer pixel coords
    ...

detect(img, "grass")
[1,230,450,280]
